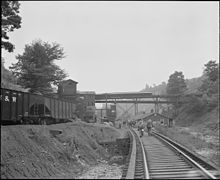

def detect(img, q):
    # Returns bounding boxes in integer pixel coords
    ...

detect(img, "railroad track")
[121,128,148,179]
[122,128,219,179]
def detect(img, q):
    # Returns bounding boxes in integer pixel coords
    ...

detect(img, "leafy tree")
[2,1,22,52]
[166,71,187,95]
[199,78,219,95]
[199,60,219,96]
[145,83,150,91]
[186,95,207,114]
[143,82,167,94]
[203,60,219,82]
[9,40,68,93]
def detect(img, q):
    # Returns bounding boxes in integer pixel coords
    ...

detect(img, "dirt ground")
[1,121,128,179]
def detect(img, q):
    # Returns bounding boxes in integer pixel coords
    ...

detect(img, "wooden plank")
[150,170,202,175]
[150,165,191,169]
[150,173,203,178]
[150,168,194,172]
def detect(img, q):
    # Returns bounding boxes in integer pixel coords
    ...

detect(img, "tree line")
[165,60,218,115]
[166,61,218,96]
[2,1,68,94]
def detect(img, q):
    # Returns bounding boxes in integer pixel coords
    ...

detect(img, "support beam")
[117,104,134,120]
[95,100,181,104]
[134,98,139,115]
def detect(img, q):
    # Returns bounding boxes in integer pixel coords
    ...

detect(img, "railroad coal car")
[0,88,76,125]
[76,91,96,123]
[106,104,116,122]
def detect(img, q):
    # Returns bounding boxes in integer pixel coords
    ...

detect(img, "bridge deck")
[95,100,179,104]
[95,92,180,100]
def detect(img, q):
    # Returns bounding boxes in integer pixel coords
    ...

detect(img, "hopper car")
[1,88,76,125]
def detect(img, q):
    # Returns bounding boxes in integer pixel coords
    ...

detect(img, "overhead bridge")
[95,92,154,100]
[95,92,183,116]
[95,100,178,104]
[95,92,181,99]
[95,92,202,119]
[95,92,181,103]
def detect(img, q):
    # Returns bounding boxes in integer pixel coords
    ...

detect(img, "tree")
[166,71,187,95]
[9,40,68,93]
[2,1,22,52]
[199,60,219,96]
[199,78,219,95]
[145,83,150,91]
[203,60,219,82]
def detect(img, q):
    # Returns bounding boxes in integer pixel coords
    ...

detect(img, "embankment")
[1,121,128,179]
[156,106,219,167]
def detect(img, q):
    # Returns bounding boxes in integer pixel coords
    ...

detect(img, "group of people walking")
[138,119,153,137]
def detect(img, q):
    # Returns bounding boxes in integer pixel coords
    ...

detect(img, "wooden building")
[134,112,174,127]
[76,91,96,122]
[58,79,78,101]
[142,113,174,127]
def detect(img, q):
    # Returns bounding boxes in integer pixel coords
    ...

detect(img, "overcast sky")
[2,1,219,93]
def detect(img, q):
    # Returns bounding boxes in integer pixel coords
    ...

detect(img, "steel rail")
[124,128,149,179]
[136,130,150,179]
[125,129,136,179]
[152,131,217,179]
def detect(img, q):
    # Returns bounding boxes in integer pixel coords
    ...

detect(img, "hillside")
[185,75,206,94]
[156,105,219,167]
[1,121,127,178]
[175,106,219,136]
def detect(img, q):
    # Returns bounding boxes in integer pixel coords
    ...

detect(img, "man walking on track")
[146,119,153,136]
[138,121,145,137]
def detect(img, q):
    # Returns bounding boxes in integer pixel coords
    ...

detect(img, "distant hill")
[140,82,167,95]
[141,76,205,95]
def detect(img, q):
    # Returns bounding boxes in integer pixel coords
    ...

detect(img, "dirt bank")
[165,106,220,167]
[155,125,220,168]
[175,106,219,137]
[1,121,128,179]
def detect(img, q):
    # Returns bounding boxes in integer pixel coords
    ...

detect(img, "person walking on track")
[138,121,145,137]
[146,119,153,136]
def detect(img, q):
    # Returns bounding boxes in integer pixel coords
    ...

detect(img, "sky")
[2,1,219,93]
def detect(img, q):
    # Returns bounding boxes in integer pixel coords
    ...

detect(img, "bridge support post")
[101,109,103,122]
[105,95,107,118]
[155,97,159,113]
[114,99,117,120]
[134,98,138,115]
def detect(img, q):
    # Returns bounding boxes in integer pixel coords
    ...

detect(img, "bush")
[207,94,219,111]
[186,95,207,114]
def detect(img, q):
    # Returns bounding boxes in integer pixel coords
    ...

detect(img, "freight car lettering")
[12,97,16,102]
[5,96,9,102]
[1,96,16,102]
